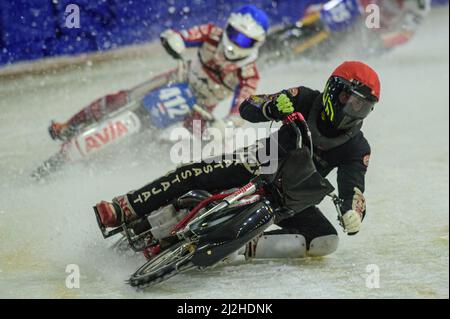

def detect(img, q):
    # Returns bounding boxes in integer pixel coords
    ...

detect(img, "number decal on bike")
[164,96,191,119]
[321,0,360,31]
[158,87,180,100]
[159,87,191,119]
[142,82,197,128]
[329,2,352,23]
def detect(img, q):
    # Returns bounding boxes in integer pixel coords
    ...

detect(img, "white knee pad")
[308,234,339,257]
[252,234,307,259]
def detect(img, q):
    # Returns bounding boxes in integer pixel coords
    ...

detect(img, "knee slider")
[308,234,339,257]
[253,234,307,259]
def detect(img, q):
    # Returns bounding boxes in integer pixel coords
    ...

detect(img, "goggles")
[226,25,258,49]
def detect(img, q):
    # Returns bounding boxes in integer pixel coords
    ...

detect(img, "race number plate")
[142,83,197,128]
[320,0,361,32]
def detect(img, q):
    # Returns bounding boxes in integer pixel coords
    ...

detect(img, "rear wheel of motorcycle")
[128,241,195,288]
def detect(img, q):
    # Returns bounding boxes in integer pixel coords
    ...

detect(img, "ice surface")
[0,8,448,298]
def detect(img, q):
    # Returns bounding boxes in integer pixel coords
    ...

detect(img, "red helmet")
[323,61,380,130]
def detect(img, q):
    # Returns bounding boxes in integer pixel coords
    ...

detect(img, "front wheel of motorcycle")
[128,241,195,288]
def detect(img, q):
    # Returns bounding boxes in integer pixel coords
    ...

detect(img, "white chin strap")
[222,39,253,61]
[221,40,259,63]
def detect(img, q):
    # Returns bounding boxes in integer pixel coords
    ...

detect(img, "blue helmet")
[233,5,270,33]
[222,5,269,60]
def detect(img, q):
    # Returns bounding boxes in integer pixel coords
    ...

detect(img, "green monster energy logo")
[323,81,335,122]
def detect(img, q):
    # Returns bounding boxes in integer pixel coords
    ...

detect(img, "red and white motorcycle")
[31,61,214,180]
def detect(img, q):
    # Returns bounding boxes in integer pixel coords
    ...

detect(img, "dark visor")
[342,94,374,119]
[335,91,375,130]
[226,25,258,49]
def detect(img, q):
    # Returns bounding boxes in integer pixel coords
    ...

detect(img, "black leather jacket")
[239,86,371,213]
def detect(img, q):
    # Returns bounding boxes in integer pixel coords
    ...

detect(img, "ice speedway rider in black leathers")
[95,60,380,259]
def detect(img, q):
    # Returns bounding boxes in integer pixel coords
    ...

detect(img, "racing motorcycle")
[31,60,215,180]
[260,0,362,64]
[93,112,341,289]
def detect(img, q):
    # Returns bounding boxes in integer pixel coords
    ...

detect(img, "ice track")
[0,8,448,298]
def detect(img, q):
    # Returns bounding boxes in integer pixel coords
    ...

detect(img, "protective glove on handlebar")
[342,210,362,235]
[341,188,366,235]
[265,92,295,121]
[160,29,186,60]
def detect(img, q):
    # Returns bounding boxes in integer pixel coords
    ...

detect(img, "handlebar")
[192,104,215,122]
[282,112,305,124]
[284,114,344,228]
[282,112,313,159]
[284,114,347,227]
[176,59,216,123]
[176,58,187,83]
[328,192,345,230]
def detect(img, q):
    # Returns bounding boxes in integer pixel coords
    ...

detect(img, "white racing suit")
[62,23,260,136]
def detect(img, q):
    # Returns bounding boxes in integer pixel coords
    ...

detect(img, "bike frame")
[94,112,342,256]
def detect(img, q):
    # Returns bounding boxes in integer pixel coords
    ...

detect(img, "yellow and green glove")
[267,92,295,120]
